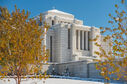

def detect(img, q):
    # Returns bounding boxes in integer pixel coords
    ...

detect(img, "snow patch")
[0,76,123,84]
[48,9,73,16]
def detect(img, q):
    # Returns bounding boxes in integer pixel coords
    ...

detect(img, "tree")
[93,0,127,82]
[0,6,49,84]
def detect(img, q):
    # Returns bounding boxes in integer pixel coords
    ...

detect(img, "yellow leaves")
[105,27,111,32]
[120,53,124,57]
[39,13,42,23]
[105,77,110,80]
[102,35,111,42]
[100,30,106,34]
[115,4,118,8]
[118,42,122,45]
[94,51,100,55]
[0,6,49,83]
[121,0,125,4]
[94,42,101,47]
[102,62,107,66]
[114,39,118,44]
[94,0,126,81]
[121,28,125,33]
[109,13,111,17]
[43,72,50,79]
[124,76,127,79]
[116,78,119,80]
[100,27,104,30]
[109,42,113,47]
[119,18,123,22]
[108,21,113,24]
[122,10,125,13]
[91,38,97,41]
[34,68,39,73]
[0,72,3,76]
[95,64,100,70]
[115,68,120,72]
[90,35,100,42]
[125,32,127,35]
[111,71,115,74]
[120,12,123,17]
[101,72,105,76]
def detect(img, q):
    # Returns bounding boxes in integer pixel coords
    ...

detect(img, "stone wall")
[42,61,103,78]
[88,62,103,78]
[56,61,88,78]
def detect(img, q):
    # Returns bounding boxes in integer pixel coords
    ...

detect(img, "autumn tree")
[93,0,127,82]
[0,6,49,84]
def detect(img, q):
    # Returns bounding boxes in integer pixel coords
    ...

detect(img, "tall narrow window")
[76,30,78,49]
[88,31,90,50]
[50,36,52,62]
[84,31,86,50]
[52,20,54,25]
[80,31,82,50]
[68,29,71,49]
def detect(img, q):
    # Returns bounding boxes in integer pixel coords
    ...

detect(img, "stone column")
[78,30,80,50]
[44,28,47,47]
[86,31,88,50]
[71,25,76,52]
[71,24,76,61]
[43,27,47,62]
[90,27,95,56]
[54,16,58,24]
[82,31,84,50]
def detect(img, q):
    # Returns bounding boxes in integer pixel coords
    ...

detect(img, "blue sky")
[0,0,121,28]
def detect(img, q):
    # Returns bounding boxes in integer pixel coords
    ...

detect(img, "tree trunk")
[18,76,21,84]
[18,78,20,84]
[16,75,21,84]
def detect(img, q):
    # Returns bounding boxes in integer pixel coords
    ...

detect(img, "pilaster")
[86,31,88,50]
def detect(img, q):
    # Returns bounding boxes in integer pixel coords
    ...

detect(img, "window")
[68,29,71,49]
[80,31,82,50]
[88,31,90,50]
[76,30,78,49]
[52,20,54,25]
[50,36,52,62]
[84,31,86,50]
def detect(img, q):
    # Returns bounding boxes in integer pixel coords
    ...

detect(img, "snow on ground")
[0,78,104,84]
[0,78,123,84]
[0,76,123,84]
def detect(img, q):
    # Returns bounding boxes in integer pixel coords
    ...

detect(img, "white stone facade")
[35,9,107,63]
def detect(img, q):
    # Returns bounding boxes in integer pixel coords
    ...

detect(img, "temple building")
[35,9,109,63]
